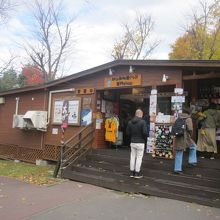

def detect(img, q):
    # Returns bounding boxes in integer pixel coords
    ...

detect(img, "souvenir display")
[152,124,174,159]
[105,116,119,143]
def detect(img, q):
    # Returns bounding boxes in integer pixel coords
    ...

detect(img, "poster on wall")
[82,97,92,108]
[81,108,92,125]
[68,100,80,125]
[53,100,64,124]
[52,98,81,125]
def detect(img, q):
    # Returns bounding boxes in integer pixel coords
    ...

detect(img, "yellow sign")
[104,74,141,88]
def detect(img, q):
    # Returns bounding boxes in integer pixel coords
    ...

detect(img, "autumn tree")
[19,65,44,86]
[169,0,220,60]
[24,0,74,82]
[111,12,160,60]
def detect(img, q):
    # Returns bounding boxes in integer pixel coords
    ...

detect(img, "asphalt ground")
[0,176,220,220]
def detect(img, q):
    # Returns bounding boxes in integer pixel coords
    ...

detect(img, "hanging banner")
[104,74,141,88]
[61,100,69,128]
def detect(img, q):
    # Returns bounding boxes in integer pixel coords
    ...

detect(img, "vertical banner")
[61,100,69,144]
[61,100,69,128]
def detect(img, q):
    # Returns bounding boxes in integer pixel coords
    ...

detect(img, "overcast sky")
[0,0,201,75]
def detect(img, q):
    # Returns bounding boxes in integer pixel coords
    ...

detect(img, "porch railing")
[53,123,94,178]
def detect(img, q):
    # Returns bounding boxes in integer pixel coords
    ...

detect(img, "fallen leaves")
[0,160,62,185]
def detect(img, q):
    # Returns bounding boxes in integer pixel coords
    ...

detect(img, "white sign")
[96,120,101,129]
[149,107,157,116]
[68,100,80,124]
[171,96,185,103]
[174,88,183,95]
[52,128,58,135]
[151,89,157,95]
[156,115,171,123]
[150,95,157,108]
[53,100,63,123]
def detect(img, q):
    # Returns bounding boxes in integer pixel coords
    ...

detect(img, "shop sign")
[174,88,183,95]
[104,74,141,88]
[76,88,95,95]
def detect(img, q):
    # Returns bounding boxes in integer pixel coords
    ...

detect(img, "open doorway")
[102,88,150,148]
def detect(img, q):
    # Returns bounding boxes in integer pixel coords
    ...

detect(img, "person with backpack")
[172,107,197,174]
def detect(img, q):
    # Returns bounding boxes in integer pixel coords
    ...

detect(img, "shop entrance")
[101,85,177,150]
[102,87,150,148]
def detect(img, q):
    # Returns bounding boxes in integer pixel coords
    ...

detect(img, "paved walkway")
[0,176,220,220]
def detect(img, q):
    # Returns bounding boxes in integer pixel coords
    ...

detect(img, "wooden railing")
[53,123,94,178]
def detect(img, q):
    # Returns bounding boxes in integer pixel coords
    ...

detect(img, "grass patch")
[0,159,62,185]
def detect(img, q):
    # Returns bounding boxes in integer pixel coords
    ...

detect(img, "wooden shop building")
[0,60,220,207]
[0,60,220,208]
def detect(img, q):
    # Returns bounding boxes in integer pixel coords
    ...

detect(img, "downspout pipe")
[47,88,75,124]
[15,97,20,115]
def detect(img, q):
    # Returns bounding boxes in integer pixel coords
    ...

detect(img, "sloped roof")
[1,59,220,95]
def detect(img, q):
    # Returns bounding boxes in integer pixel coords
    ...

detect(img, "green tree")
[169,0,220,60]
[0,69,19,92]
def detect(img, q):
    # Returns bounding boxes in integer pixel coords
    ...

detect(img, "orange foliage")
[22,65,44,86]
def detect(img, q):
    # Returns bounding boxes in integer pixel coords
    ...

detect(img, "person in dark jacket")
[126,109,148,178]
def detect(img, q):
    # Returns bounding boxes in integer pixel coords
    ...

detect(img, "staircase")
[62,148,220,208]
[53,123,94,178]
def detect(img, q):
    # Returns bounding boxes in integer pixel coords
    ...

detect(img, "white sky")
[0,0,201,75]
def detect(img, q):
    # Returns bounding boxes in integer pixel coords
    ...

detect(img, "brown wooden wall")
[0,65,183,155]
[0,91,47,149]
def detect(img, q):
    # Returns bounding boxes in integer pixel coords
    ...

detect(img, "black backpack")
[171,117,186,137]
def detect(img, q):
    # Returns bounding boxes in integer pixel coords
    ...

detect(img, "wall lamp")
[109,68,113,76]
[162,74,169,82]
[129,65,134,74]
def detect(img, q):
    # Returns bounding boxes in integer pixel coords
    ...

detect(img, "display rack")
[152,123,174,159]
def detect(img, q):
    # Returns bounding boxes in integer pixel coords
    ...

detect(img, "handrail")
[63,129,94,158]
[64,124,91,145]
[53,123,94,178]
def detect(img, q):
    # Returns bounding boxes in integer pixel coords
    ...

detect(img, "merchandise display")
[152,124,174,159]
[105,116,119,143]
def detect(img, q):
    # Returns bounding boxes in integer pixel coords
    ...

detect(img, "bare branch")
[24,0,74,82]
[0,54,16,74]
[111,12,159,60]
[0,0,15,24]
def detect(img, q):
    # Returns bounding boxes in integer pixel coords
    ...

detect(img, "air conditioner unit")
[12,114,26,128]
[23,111,47,131]
[0,97,5,104]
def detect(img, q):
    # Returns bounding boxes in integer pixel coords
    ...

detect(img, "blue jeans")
[174,144,197,172]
